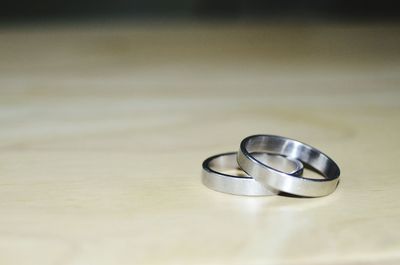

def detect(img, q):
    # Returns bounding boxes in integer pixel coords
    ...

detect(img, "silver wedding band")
[237,135,340,197]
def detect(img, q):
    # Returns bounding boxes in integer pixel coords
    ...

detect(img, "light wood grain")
[0,22,399,265]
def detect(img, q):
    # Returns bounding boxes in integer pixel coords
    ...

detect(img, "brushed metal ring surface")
[202,152,303,196]
[237,135,341,197]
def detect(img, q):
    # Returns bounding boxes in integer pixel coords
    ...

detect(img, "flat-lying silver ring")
[237,135,341,197]
[202,152,303,196]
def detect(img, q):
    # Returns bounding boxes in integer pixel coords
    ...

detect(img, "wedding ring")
[202,152,303,196]
[237,135,341,197]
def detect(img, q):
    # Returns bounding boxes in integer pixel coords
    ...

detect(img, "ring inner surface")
[250,152,302,174]
[208,153,248,178]
[210,152,302,177]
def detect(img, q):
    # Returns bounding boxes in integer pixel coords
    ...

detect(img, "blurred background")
[1,0,399,23]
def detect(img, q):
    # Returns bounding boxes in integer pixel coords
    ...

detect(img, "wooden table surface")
[0,22,399,265]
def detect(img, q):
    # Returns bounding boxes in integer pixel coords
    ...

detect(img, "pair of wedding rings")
[202,135,341,197]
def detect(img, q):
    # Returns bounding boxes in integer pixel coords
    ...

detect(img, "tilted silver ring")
[202,152,303,196]
[237,135,341,197]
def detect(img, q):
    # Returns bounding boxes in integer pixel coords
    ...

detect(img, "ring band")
[202,152,303,196]
[237,135,341,197]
